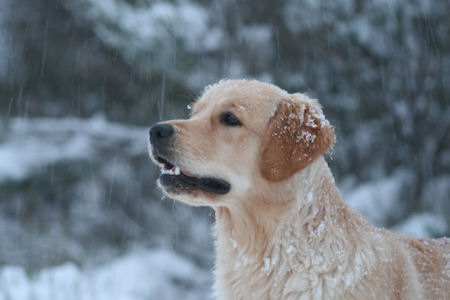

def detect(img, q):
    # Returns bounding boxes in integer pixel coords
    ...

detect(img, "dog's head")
[148,80,334,206]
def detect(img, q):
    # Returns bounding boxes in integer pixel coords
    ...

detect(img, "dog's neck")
[213,157,375,299]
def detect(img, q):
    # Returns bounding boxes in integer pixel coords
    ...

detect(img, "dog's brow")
[221,102,247,113]
[191,102,206,116]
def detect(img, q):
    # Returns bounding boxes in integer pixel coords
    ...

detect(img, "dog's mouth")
[155,155,230,195]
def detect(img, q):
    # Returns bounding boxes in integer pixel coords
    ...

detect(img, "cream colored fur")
[150,79,450,300]
[214,157,449,299]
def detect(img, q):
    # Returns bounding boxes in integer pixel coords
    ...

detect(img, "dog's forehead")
[193,80,287,116]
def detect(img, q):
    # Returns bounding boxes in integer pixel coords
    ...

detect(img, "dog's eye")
[220,112,242,127]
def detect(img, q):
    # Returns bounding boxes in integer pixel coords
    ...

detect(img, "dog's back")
[399,235,449,299]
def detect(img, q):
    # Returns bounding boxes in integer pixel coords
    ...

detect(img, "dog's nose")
[149,123,174,145]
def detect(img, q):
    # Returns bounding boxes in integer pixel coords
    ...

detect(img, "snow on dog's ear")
[259,96,335,182]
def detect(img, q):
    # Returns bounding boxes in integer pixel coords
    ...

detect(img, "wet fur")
[151,80,450,299]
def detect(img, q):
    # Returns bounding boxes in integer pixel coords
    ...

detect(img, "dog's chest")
[214,250,344,299]
[214,237,377,300]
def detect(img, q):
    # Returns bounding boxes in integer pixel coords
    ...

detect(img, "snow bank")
[0,248,211,300]
[394,213,447,238]
[343,171,411,226]
[343,171,448,238]
[0,115,146,182]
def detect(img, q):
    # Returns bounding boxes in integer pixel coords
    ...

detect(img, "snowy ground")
[0,116,447,299]
[0,248,211,300]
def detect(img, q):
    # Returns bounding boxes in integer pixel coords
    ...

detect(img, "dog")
[148,79,449,299]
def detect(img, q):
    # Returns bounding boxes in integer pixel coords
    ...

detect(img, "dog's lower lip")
[159,173,230,195]
[197,177,230,195]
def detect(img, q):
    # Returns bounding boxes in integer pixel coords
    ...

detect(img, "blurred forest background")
[0,0,449,299]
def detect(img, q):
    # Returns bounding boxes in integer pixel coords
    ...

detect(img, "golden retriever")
[148,79,449,299]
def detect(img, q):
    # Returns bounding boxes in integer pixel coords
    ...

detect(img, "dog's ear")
[259,97,335,182]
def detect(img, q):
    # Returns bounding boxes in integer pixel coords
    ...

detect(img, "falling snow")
[0,0,448,298]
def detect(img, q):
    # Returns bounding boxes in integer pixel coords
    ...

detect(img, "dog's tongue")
[181,170,195,177]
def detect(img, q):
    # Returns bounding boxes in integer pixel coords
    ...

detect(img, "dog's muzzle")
[148,123,231,196]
